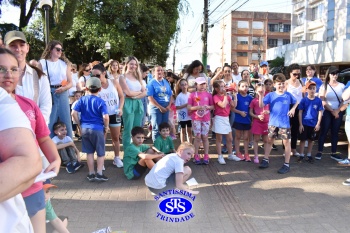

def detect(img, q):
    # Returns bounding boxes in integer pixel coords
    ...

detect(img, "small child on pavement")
[123,126,164,180]
[298,81,324,163]
[154,122,176,155]
[145,142,199,195]
[52,122,83,174]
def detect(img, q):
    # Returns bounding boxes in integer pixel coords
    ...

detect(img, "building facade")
[221,11,291,69]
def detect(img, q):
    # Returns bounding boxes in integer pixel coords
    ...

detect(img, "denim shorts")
[23,189,45,217]
[82,128,105,157]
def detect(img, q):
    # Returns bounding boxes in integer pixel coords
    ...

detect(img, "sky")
[0,0,292,70]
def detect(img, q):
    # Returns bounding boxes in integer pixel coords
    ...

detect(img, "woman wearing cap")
[91,64,124,168]
[119,56,147,148]
[316,66,347,161]
[39,40,73,138]
[147,65,173,141]
[4,30,52,123]
[183,60,209,93]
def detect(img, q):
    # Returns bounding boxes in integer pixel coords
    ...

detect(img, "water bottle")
[115,108,121,124]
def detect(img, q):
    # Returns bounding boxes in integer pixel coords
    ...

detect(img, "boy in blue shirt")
[72,77,109,182]
[297,81,323,163]
[258,73,298,174]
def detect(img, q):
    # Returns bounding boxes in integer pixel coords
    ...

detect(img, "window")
[283,24,291,32]
[297,12,304,25]
[237,36,248,45]
[252,21,264,29]
[237,52,248,57]
[252,37,263,45]
[311,4,324,21]
[237,21,249,28]
[268,24,279,32]
[268,39,278,47]
[326,0,335,41]
[283,39,290,45]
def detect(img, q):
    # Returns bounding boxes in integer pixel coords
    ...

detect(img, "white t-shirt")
[232,73,242,85]
[145,153,184,189]
[68,73,79,96]
[78,75,90,86]
[39,59,67,86]
[0,87,34,233]
[175,92,191,121]
[52,135,73,145]
[320,83,345,110]
[71,101,81,123]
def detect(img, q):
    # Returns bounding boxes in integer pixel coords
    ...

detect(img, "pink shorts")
[192,120,210,136]
[251,120,268,135]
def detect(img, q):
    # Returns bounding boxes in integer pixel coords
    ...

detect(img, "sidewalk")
[51,133,350,233]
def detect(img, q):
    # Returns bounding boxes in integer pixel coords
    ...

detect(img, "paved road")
[51,132,350,233]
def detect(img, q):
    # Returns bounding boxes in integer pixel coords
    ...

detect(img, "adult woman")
[316,66,346,161]
[39,40,73,138]
[183,60,208,93]
[301,65,323,94]
[69,63,80,103]
[285,63,302,156]
[147,65,173,141]
[0,47,61,233]
[91,64,124,167]
[210,64,234,87]
[107,60,121,81]
[4,30,52,123]
[231,62,242,84]
[78,63,91,90]
[119,56,147,149]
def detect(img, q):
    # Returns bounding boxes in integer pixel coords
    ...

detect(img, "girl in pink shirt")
[212,80,242,164]
[187,77,214,164]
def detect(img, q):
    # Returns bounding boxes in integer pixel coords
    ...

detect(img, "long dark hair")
[186,60,204,75]
[324,66,338,91]
[306,65,318,77]
[212,80,224,96]
[40,40,70,64]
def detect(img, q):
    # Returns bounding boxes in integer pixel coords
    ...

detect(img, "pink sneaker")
[253,156,259,164]
[244,153,251,162]
[203,154,210,165]
[236,152,244,160]
[194,154,201,165]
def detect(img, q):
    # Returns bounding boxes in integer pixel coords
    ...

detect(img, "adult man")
[0,87,42,232]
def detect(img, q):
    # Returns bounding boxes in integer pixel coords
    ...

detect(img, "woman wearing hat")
[316,66,346,161]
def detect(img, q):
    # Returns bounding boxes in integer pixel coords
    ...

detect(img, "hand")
[157,152,165,158]
[256,89,264,96]
[299,125,304,134]
[332,109,340,119]
[117,109,123,116]
[240,111,247,117]
[288,109,295,117]
[314,124,320,132]
[190,190,199,195]
[258,114,264,121]
[159,106,167,113]
[44,159,61,175]
[263,110,269,115]
[54,87,65,94]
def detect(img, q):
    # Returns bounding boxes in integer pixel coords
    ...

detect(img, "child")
[71,91,83,140]
[175,79,192,143]
[52,122,83,173]
[249,83,270,164]
[187,77,214,165]
[43,179,70,233]
[257,73,298,174]
[72,77,110,182]
[154,122,176,154]
[123,126,164,180]
[298,81,323,163]
[145,142,199,194]
[232,80,254,161]
[212,80,241,164]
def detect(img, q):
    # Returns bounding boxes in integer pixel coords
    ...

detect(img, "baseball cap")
[195,76,207,85]
[4,31,27,45]
[260,61,268,67]
[302,81,316,93]
[86,77,101,89]
[328,66,339,74]
[43,179,57,190]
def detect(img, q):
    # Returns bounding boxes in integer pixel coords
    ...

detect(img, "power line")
[210,0,240,24]
[211,0,251,25]
[209,0,227,16]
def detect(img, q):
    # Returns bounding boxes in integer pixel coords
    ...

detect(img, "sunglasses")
[94,74,101,78]
[54,47,64,52]
[180,83,188,86]
[292,73,300,77]
[84,69,91,72]
[330,72,339,76]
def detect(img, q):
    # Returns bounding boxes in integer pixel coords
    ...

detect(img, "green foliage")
[269,56,285,69]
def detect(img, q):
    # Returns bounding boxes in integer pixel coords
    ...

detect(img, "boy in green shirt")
[154,122,176,154]
[123,126,164,180]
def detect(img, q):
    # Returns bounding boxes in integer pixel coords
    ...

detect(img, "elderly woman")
[39,40,73,138]
[147,65,173,141]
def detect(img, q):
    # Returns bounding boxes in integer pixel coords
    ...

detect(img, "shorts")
[148,173,176,194]
[23,189,45,217]
[251,120,268,135]
[131,162,147,180]
[179,120,192,128]
[232,122,251,131]
[109,114,122,127]
[192,120,210,136]
[346,116,350,142]
[72,123,77,131]
[299,125,317,141]
[268,126,291,140]
[212,116,232,134]
[81,128,105,157]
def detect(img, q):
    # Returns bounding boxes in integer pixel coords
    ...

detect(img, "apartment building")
[221,11,291,68]
[266,0,350,77]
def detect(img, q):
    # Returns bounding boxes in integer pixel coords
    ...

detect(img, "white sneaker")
[218,155,226,165]
[113,157,124,168]
[304,141,308,147]
[227,154,241,161]
[102,165,105,171]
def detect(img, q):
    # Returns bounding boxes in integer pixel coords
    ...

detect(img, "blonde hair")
[177,142,195,152]
[108,60,120,75]
[122,56,143,85]
[40,40,70,64]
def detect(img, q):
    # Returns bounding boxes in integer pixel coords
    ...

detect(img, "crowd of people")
[2,29,350,232]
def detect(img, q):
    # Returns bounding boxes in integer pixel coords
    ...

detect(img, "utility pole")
[172,34,178,73]
[202,0,209,72]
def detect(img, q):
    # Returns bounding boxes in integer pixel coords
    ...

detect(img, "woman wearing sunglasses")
[316,66,347,161]
[39,40,74,138]
[78,63,91,90]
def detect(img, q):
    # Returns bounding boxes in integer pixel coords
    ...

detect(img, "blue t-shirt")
[263,91,296,128]
[298,96,324,127]
[73,95,108,131]
[147,78,172,105]
[301,77,323,93]
[234,93,253,124]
